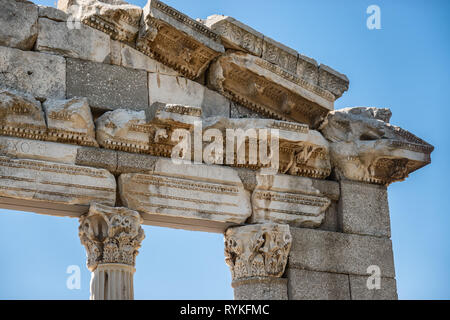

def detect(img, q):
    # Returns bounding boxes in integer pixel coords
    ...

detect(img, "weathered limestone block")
[147,104,202,157]
[224,223,291,300]
[318,64,349,99]
[0,46,66,99]
[202,15,264,57]
[339,180,391,238]
[0,136,80,164]
[202,117,331,178]
[287,269,351,300]
[79,203,145,300]
[96,109,150,153]
[207,52,335,127]
[58,0,142,44]
[66,58,148,111]
[349,275,398,300]
[148,73,230,118]
[38,5,69,22]
[111,40,180,75]
[36,18,111,63]
[137,0,224,79]
[0,89,47,140]
[75,147,118,172]
[262,37,299,76]
[297,54,320,86]
[43,97,98,147]
[288,228,395,277]
[0,0,38,50]
[119,158,252,226]
[250,173,332,227]
[319,107,434,185]
[0,156,116,206]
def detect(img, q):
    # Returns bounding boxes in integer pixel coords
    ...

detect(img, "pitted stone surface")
[0,0,39,50]
[0,46,66,99]
[66,58,148,111]
[349,275,398,300]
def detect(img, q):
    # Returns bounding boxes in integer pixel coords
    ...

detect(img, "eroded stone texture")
[96,109,150,153]
[148,73,230,118]
[0,0,38,50]
[59,0,142,44]
[208,52,335,127]
[38,5,69,22]
[250,173,332,228]
[287,269,351,300]
[79,203,145,271]
[43,97,98,147]
[66,58,148,111]
[224,223,292,281]
[36,18,111,63]
[0,156,116,206]
[0,89,47,140]
[202,15,264,57]
[349,275,398,300]
[232,278,288,300]
[119,158,252,225]
[318,64,349,99]
[137,0,224,79]
[202,117,331,178]
[319,107,434,185]
[147,103,202,157]
[0,46,66,99]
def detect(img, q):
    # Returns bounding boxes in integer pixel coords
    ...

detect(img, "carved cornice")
[79,203,145,271]
[224,223,292,281]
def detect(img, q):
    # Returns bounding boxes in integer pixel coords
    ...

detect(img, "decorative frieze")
[318,64,349,99]
[96,109,151,153]
[118,158,252,225]
[224,223,292,281]
[0,156,116,206]
[43,97,98,147]
[319,107,434,185]
[203,117,331,179]
[137,0,224,79]
[250,173,331,227]
[207,52,335,127]
[0,89,47,140]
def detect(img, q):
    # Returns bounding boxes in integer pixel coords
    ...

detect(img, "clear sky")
[0,0,449,299]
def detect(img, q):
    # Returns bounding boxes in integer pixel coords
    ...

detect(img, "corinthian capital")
[79,203,145,271]
[224,223,292,281]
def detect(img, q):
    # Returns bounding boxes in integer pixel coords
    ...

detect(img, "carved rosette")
[79,203,145,271]
[224,223,292,281]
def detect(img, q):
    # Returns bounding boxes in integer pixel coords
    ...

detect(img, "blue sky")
[0,0,449,299]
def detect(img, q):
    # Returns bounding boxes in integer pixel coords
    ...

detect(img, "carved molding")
[224,223,292,281]
[79,203,145,271]
[319,107,434,185]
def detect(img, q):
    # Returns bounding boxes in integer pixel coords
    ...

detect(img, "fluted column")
[79,203,145,300]
[224,223,292,300]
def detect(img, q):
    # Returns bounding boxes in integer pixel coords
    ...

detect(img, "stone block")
[0,136,80,164]
[288,228,395,277]
[38,5,69,22]
[349,275,398,300]
[36,18,111,63]
[148,73,230,118]
[116,151,158,173]
[318,64,349,99]
[66,58,148,111]
[0,156,116,206]
[318,201,339,232]
[75,147,118,173]
[287,269,351,300]
[0,46,66,99]
[339,180,391,238]
[0,0,38,50]
[232,278,288,300]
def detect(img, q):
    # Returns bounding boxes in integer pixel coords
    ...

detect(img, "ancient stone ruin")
[0,0,433,300]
